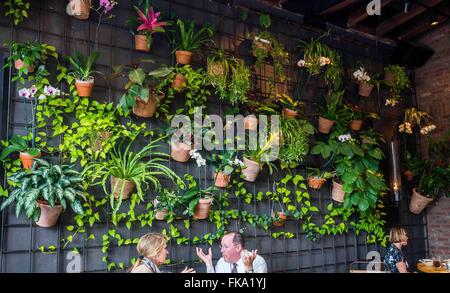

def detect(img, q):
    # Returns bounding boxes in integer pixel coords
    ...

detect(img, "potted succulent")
[307,167,333,190]
[67,51,102,97]
[153,189,184,221]
[0,159,86,228]
[169,19,214,65]
[128,2,168,52]
[383,65,410,107]
[82,135,183,215]
[242,131,279,182]
[3,41,58,83]
[66,0,91,20]
[318,90,346,134]
[116,62,172,118]
[0,134,41,169]
[207,150,243,188]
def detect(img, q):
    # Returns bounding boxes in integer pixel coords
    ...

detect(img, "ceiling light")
[430,12,439,26]
[404,1,411,13]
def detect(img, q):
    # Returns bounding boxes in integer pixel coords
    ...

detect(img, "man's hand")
[181,266,196,273]
[196,247,213,267]
[242,249,258,271]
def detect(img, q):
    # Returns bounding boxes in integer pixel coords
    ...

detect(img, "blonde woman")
[129,233,195,273]
[384,227,410,273]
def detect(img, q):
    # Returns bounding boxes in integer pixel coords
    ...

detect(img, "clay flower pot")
[409,188,433,215]
[155,209,168,221]
[384,71,395,85]
[35,200,63,228]
[133,96,159,118]
[20,151,41,169]
[110,176,135,200]
[175,50,193,65]
[350,120,363,131]
[214,171,230,188]
[272,211,287,227]
[134,35,150,52]
[283,108,298,119]
[172,74,187,90]
[66,0,91,20]
[404,170,414,182]
[75,78,94,97]
[14,59,35,73]
[318,116,336,134]
[193,196,213,220]
[358,82,374,97]
[244,115,258,131]
[332,180,345,203]
[171,141,191,162]
[308,176,326,190]
[242,157,260,182]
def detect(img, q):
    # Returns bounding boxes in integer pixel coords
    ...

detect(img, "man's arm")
[252,255,267,273]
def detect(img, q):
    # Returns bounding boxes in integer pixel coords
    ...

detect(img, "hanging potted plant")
[398,107,436,136]
[318,90,346,134]
[66,0,91,20]
[153,189,184,221]
[3,41,58,83]
[0,134,41,169]
[0,159,86,228]
[169,19,214,65]
[116,62,172,118]
[348,104,379,132]
[207,150,243,188]
[307,167,333,190]
[276,93,304,119]
[167,128,192,163]
[383,65,410,107]
[242,131,279,182]
[181,181,216,220]
[82,135,183,216]
[67,51,102,97]
[128,2,168,52]
[353,66,381,97]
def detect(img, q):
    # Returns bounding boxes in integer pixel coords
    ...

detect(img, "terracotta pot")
[66,0,90,20]
[409,188,433,215]
[171,141,191,162]
[308,176,326,190]
[75,78,94,97]
[110,176,135,200]
[155,209,168,221]
[272,211,287,227]
[133,96,158,118]
[358,82,374,97]
[244,115,258,131]
[19,151,41,169]
[318,116,336,134]
[14,59,35,73]
[134,34,150,52]
[173,74,187,90]
[283,108,298,119]
[384,71,395,85]
[332,180,345,203]
[193,197,213,220]
[350,120,363,131]
[214,171,230,188]
[175,50,193,65]
[35,200,63,228]
[242,157,260,182]
[404,170,414,182]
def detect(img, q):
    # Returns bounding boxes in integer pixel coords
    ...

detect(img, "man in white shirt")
[195,231,267,273]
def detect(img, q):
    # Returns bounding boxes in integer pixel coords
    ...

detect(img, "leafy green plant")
[245,131,279,174]
[180,175,216,217]
[207,149,242,175]
[82,135,184,215]
[66,51,102,81]
[154,189,185,222]
[276,93,303,111]
[0,159,86,221]
[417,164,449,199]
[279,116,314,166]
[115,61,172,113]
[318,90,349,129]
[384,65,410,106]
[169,19,214,52]
[3,41,57,83]
[348,104,379,121]
[307,167,333,180]
[2,0,30,26]
[0,134,40,161]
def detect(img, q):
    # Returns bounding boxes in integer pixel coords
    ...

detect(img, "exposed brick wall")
[415,23,450,258]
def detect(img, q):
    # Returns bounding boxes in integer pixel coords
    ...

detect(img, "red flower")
[135,6,167,33]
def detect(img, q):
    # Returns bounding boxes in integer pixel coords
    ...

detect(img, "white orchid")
[353,67,371,83]
[338,134,352,143]
[189,149,206,167]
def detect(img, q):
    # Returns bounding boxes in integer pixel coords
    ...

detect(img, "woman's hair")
[129,233,167,272]
[389,226,408,243]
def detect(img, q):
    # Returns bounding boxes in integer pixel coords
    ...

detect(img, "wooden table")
[417,263,449,273]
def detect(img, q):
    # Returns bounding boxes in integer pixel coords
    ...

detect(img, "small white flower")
[44,85,61,96]
[338,134,352,142]
[38,94,46,100]
[319,56,331,66]
[297,59,306,67]
[196,158,206,167]
[18,88,29,98]
[233,158,244,166]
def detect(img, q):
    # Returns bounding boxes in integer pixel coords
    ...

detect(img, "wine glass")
[433,256,442,270]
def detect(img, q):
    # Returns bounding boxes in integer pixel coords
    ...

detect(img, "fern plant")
[0,159,86,222]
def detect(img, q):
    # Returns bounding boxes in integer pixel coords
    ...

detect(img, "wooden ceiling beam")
[398,15,448,40]
[376,0,442,37]
[347,0,394,28]
[319,0,359,16]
